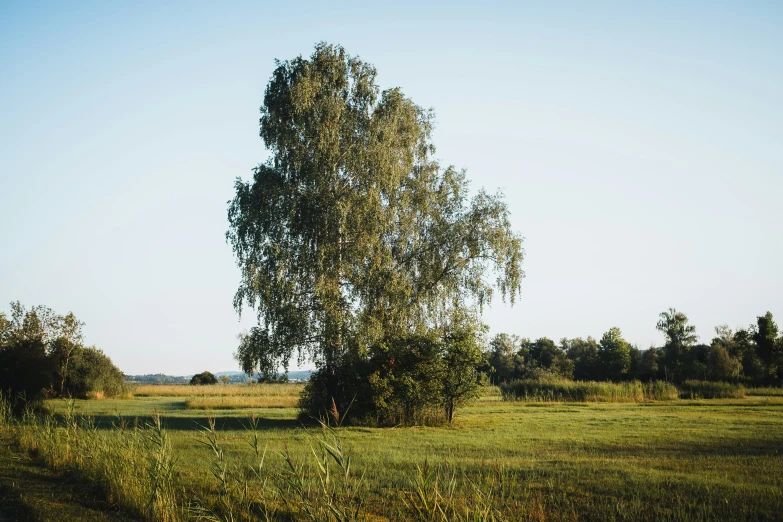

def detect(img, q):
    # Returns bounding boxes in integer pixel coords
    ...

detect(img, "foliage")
[301,334,444,426]
[440,322,486,423]
[190,371,219,385]
[0,336,53,408]
[564,337,600,381]
[519,338,573,379]
[227,43,523,413]
[301,326,485,426]
[483,333,523,384]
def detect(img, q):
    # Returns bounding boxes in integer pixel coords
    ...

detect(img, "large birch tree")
[227,43,524,408]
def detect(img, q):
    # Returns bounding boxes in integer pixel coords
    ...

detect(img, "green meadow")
[3,384,780,521]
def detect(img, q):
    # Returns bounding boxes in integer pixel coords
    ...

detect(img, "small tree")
[565,337,600,381]
[190,371,218,385]
[598,327,631,381]
[637,347,660,382]
[524,338,574,379]
[753,312,780,380]
[656,308,698,382]
[485,333,523,384]
[441,323,485,423]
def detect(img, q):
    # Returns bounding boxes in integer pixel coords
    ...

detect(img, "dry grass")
[185,395,300,410]
[132,383,304,398]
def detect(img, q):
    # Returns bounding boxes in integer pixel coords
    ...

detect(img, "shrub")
[301,330,484,426]
[300,335,446,426]
[190,371,218,385]
[678,380,745,399]
[66,346,128,398]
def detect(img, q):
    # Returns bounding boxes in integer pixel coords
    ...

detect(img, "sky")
[1,1,781,375]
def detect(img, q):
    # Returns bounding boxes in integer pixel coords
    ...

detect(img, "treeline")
[484,309,783,385]
[0,302,126,410]
[126,373,250,384]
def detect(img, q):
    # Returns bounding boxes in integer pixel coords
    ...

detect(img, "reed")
[678,380,745,399]
[500,379,679,402]
[0,391,10,427]
[746,386,783,396]
[14,408,182,521]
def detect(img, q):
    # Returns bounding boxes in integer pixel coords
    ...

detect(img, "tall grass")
[500,379,678,402]
[0,391,11,427]
[678,380,745,399]
[746,386,783,397]
[14,407,182,521]
[7,405,538,522]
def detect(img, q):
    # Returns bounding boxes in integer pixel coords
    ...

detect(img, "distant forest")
[125,370,313,384]
[484,308,783,385]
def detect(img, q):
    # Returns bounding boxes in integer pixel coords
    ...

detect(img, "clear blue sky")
[1,1,781,375]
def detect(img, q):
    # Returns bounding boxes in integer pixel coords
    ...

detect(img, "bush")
[190,371,218,385]
[678,380,745,399]
[64,346,127,398]
[500,379,679,402]
[300,335,446,426]
[301,329,485,426]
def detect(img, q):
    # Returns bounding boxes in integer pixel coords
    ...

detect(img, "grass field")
[4,384,783,521]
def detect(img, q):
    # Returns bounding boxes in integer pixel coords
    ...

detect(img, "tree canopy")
[228,43,524,415]
[190,371,218,385]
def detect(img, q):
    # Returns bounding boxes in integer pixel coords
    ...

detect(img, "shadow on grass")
[589,436,783,458]
[71,414,315,431]
[0,483,37,522]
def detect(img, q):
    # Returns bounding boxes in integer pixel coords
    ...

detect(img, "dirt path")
[0,432,139,522]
